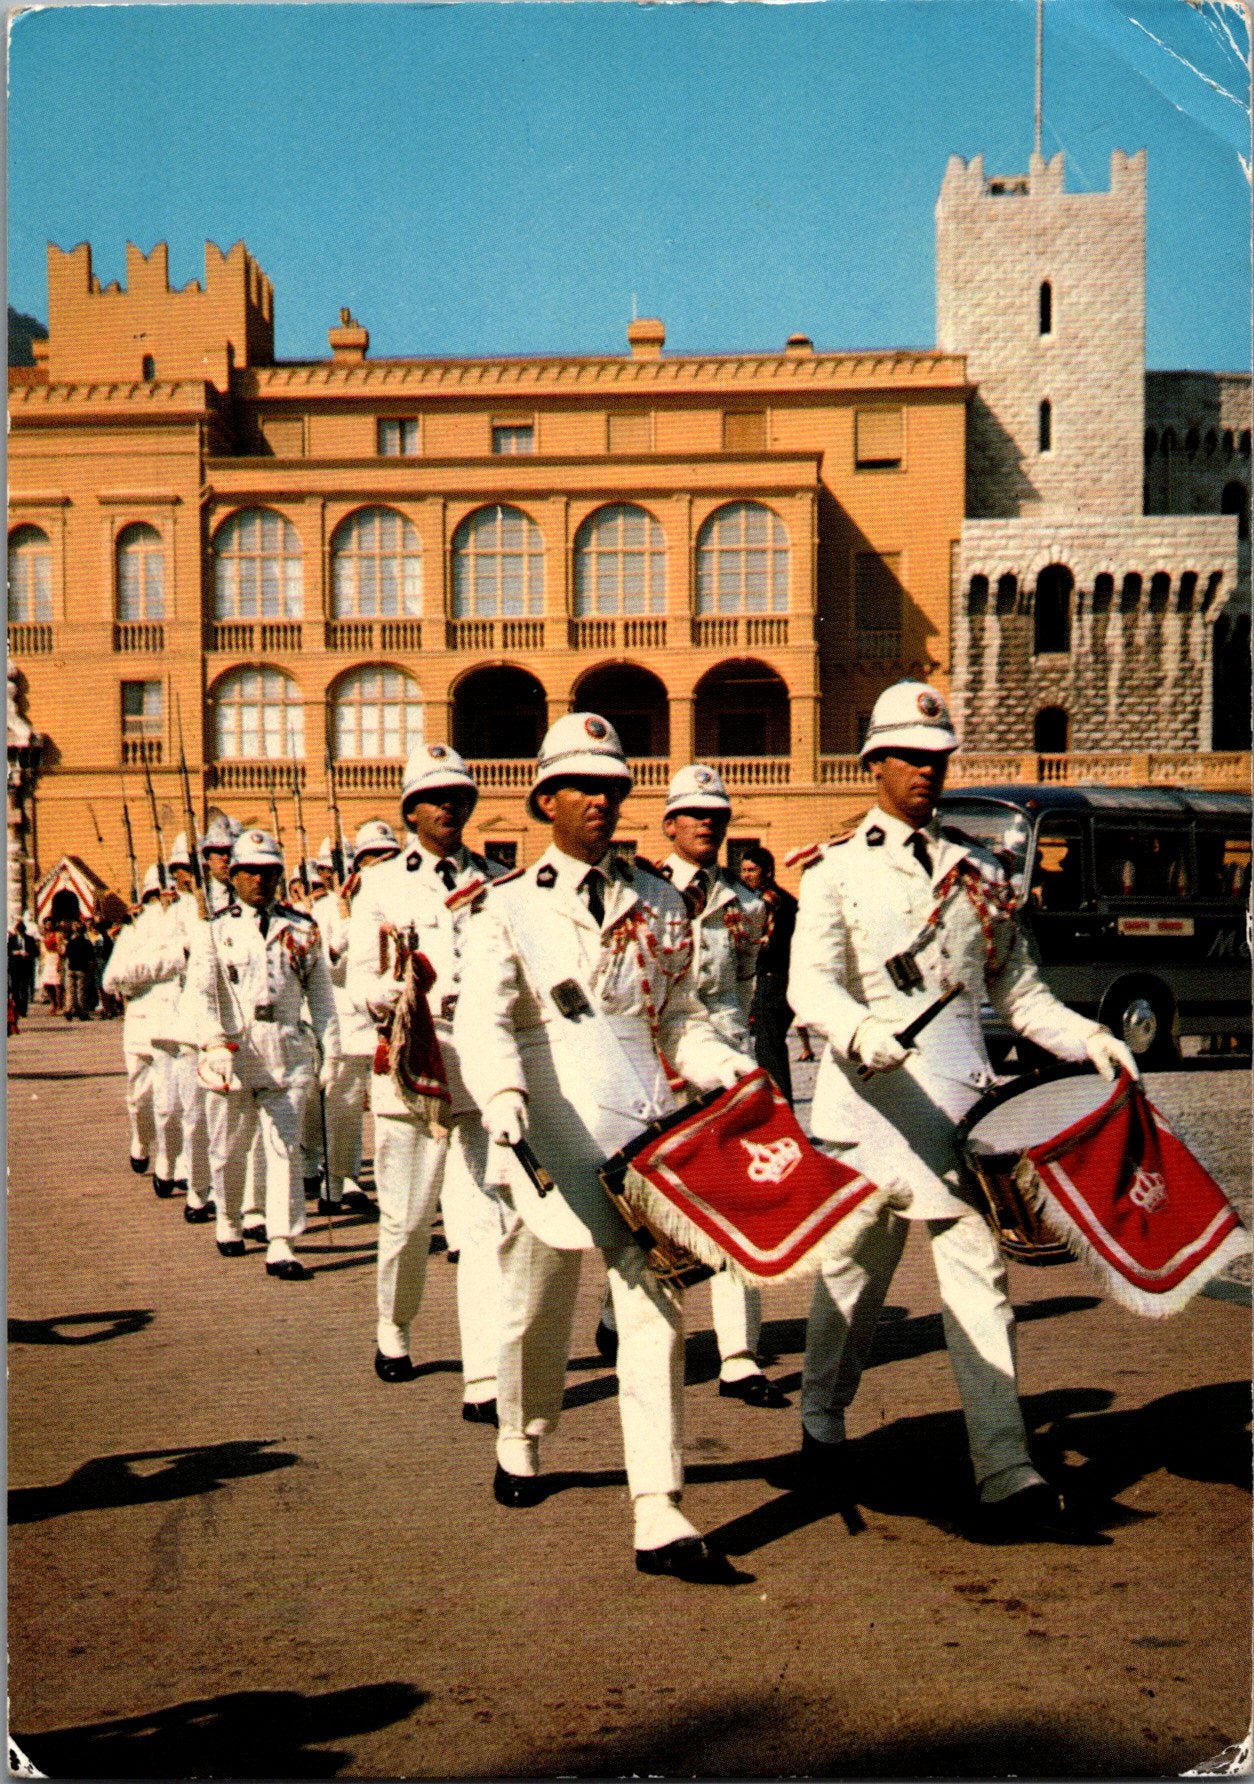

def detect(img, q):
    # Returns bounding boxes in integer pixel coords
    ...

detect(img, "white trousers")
[497,1223,685,1500]
[241,1126,266,1220]
[148,1048,184,1179]
[801,1198,1032,1486]
[123,1048,164,1171]
[375,1112,503,1400]
[173,1046,211,1194]
[600,1271,762,1380]
[320,1055,371,1194]
[204,1082,309,1246]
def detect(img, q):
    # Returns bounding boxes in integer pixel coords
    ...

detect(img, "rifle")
[117,773,141,905]
[324,748,346,883]
[291,766,312,896]
[86,802,121,903]
[175,699,210,922]
[267,773,285,858]
[141,752,168,890]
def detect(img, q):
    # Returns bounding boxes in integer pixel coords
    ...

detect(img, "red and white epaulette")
[784,841,826,871]
[444,876,487,913]
[489,866,525,888]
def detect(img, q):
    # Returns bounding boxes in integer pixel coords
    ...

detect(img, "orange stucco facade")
[8,240,969,890]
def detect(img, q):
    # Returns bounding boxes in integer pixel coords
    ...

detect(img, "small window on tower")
[1039,282,1052,336]
[142,355,156,381]
[1038,399,1052,454]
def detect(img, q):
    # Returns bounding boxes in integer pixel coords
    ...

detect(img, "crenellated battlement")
[45,239,274,393]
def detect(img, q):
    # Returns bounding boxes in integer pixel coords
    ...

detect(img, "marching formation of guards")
[99,679,1139,1582]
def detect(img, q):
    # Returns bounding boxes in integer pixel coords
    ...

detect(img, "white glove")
[1086,1029,1141,1083]
[197,1043,237,1094]
[850,1015,910,1074]
[715,1055,758,1090]
[318,1052,340,1092]
[483,1090,528,1148]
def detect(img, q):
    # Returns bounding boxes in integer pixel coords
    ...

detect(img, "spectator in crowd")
[738,845,799,1105]
[8,922,34,1018]
[63,920,98,1021]
[39,923,64,1013]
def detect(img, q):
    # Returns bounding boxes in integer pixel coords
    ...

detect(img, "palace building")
[7,148,1248,905]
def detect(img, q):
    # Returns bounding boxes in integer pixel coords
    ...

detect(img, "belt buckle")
[254,1003,276,1023]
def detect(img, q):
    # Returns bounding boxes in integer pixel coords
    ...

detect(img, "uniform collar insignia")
[536,863,558,889]
[866,825,886,847]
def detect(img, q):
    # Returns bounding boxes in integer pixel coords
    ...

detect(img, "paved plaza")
[7,1010,1251,1778]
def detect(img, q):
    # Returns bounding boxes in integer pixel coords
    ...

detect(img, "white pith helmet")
[352,819,401,865]
[201,815,243,855]
[400,743,478,815]
[665,763,732,817]
[140,864,164,900]
[529,712,633,821]
[315,835,336,869]
[167,830,192,871]
[860,680,959,760]
[228,828,285,872]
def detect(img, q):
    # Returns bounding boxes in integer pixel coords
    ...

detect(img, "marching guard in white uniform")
[788,680,1138,1538]
[102,865,186,1185]
[346,747,507,1416]
[596,763,787,1408]
[309,820,401,1213]
[182,828,340,1281]
[454,715,756,1580]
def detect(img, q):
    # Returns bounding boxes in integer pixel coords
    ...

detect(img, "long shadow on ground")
[10,1439,301,1525]
[8,1309,153,1346]
[13,1681,427,1779]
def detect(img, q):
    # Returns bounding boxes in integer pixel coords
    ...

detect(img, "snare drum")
[599,1088,721,1289]
[954,1066,1112,1265]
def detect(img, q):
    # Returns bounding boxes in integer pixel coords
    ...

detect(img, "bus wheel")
[1099,978,1178,1068]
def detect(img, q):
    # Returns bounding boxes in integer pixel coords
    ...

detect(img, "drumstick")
[511,1138,557,1198]
[857,980,966,1080]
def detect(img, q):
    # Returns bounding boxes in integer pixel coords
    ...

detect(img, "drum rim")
[953,1060,1103,1153]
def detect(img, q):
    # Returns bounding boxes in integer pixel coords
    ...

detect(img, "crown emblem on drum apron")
[739,1135,803,1186]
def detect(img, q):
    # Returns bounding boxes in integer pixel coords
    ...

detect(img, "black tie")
[581,870,605,926]
[435,858,457,892]
[258,907,271,938]
[685,869,709,919]
[908,832,933,878]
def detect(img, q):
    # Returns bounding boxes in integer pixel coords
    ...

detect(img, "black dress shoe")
[183,1202,214,1225]
[719,1374,791,1409]
[265,1258,310,1281]
[493,1464,543,1508]
[342,1190,377,1219]
[152,1175,176,1199]
[173,1178,189,1193]
[594,1319,619,1366]
[216,1239,246,1258]
[129,1155,150,1175]
[635,1538,743,1584]
[242,1224,267,1245]
[374,1350,419,1384]
[462,1399,498,1426]
[972,1482,1096,1545]
[445,1249,460,1265]
[304,1175,324,1200]
[317,1196,342,1216]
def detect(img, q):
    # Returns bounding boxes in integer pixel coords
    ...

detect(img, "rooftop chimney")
[785,333,814,356]
[627,317,665,360]
[329,308,369,364]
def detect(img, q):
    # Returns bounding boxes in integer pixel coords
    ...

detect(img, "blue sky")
[8,0,1251,370]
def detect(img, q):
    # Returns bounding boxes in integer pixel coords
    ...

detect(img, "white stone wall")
[937,150,1146,521]
[952,516,1238,751]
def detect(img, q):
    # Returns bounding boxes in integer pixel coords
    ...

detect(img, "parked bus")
[937,785,1251,1066]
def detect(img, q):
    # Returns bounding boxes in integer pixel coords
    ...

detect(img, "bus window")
[1094,825,1191,899]
[1195,824,1251,900]
[1029,817,1086,911]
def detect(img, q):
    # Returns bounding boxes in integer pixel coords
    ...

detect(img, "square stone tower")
[937,149,1146,520]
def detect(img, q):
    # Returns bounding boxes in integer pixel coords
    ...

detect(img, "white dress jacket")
[788,807,1102,1219]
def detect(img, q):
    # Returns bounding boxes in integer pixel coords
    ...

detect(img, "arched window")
[1092,573,1114,614]
[573,505,666,617]
[213,509,302,620]
[1223,430,1235,458]
[1205,430,1218,457]
[331,508,421,618]
[211,667,304,760]
[1039,281,1052,336]
[7,525,52,623]
[1033,563,1072,653]
[1177,571,1198,613]
[331,666,423,759]
[694,659,790,756]
[695,502,789,615]
[1221,481,1249,542]
[574,664,669,757]
[1120,572,1142,614]
[452,665,547,758]
[1161,427,1177,458]
[141,354,156,382]
[451,505,544,619]
[1185,427,1200,459]
[116,523,164,621]
[996,573,1018,615]
[1034,706,1069,753]
[1038,399,1052,454]
[1149,571,1172,614]
[967,574,989,615]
